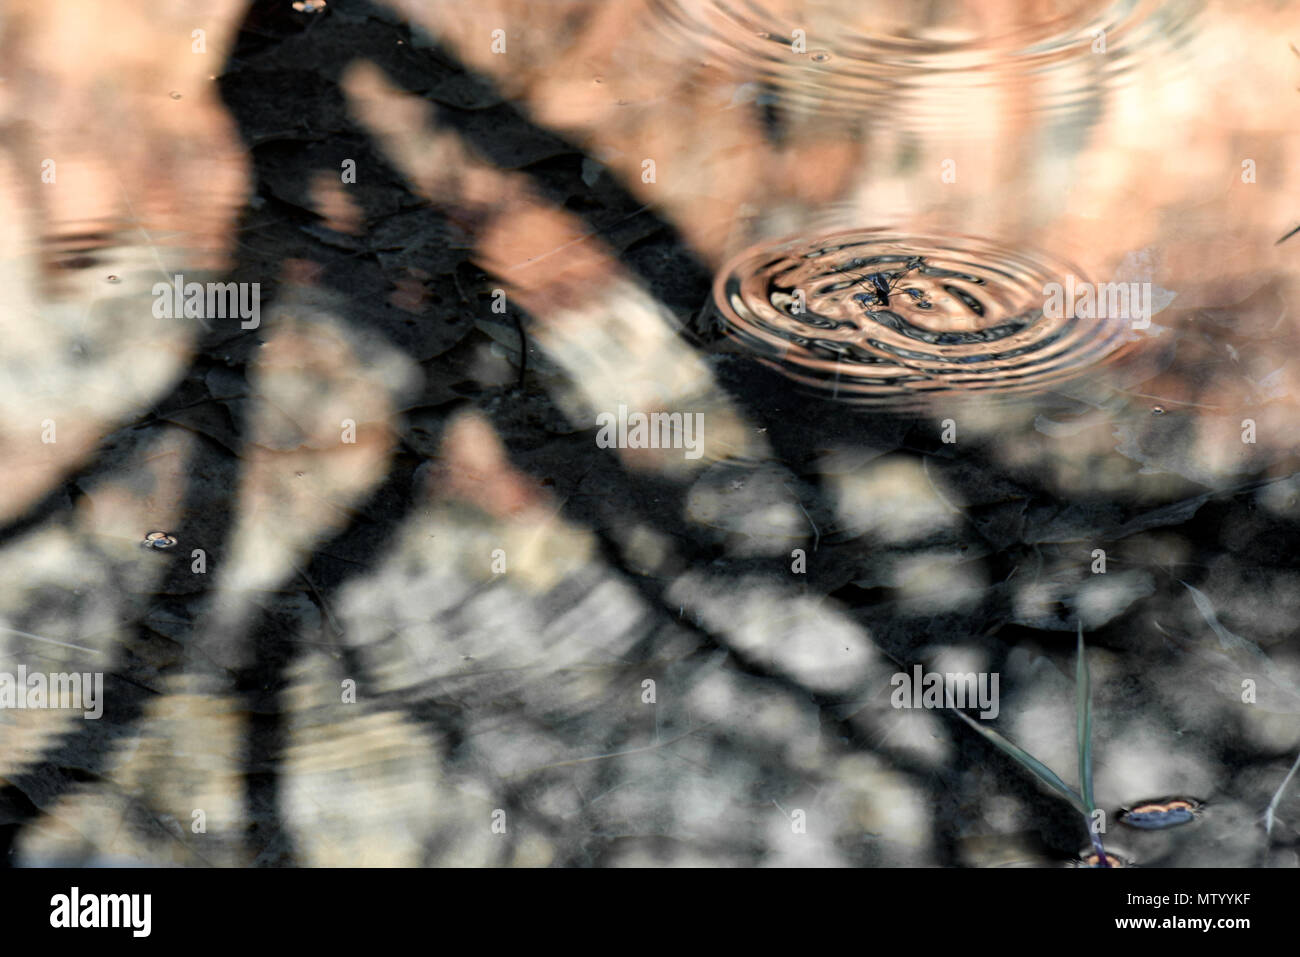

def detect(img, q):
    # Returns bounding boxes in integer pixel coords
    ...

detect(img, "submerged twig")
[0,625,102,655]
[1264,748,1300,839]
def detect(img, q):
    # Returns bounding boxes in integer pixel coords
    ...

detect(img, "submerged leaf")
[1181,580,1267,659]
[949,708,1086,815]
[1077,622,1095,815]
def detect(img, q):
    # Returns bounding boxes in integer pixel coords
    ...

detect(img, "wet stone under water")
[710,230,1140,407]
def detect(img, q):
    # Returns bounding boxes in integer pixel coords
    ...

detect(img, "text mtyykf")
[153,274,260,329]
[0,666,103,719]
[1042,275,1152,329]
[595,404,704,460]
[890,664,1000,719]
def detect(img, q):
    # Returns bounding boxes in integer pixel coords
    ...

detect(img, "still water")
[0,0,1297,869]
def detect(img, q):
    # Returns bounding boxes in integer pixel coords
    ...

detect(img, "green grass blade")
[950,707,1087,815]
[1077,621,1095,814]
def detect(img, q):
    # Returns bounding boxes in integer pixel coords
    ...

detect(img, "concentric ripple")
[711,230,1138,406]
[647,0,1202,126]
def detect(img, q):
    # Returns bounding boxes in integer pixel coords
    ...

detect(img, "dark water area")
[0,0,1296,873]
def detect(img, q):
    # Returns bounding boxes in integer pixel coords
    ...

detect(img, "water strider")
[842,256,930,311]
[709,230,1139,407]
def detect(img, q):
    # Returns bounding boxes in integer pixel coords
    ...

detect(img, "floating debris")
[1119,797,1203,830]
[1071,848,1133,868]
[142,531,178,549]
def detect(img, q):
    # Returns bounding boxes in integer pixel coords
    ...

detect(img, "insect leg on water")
[835,255,926,309]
